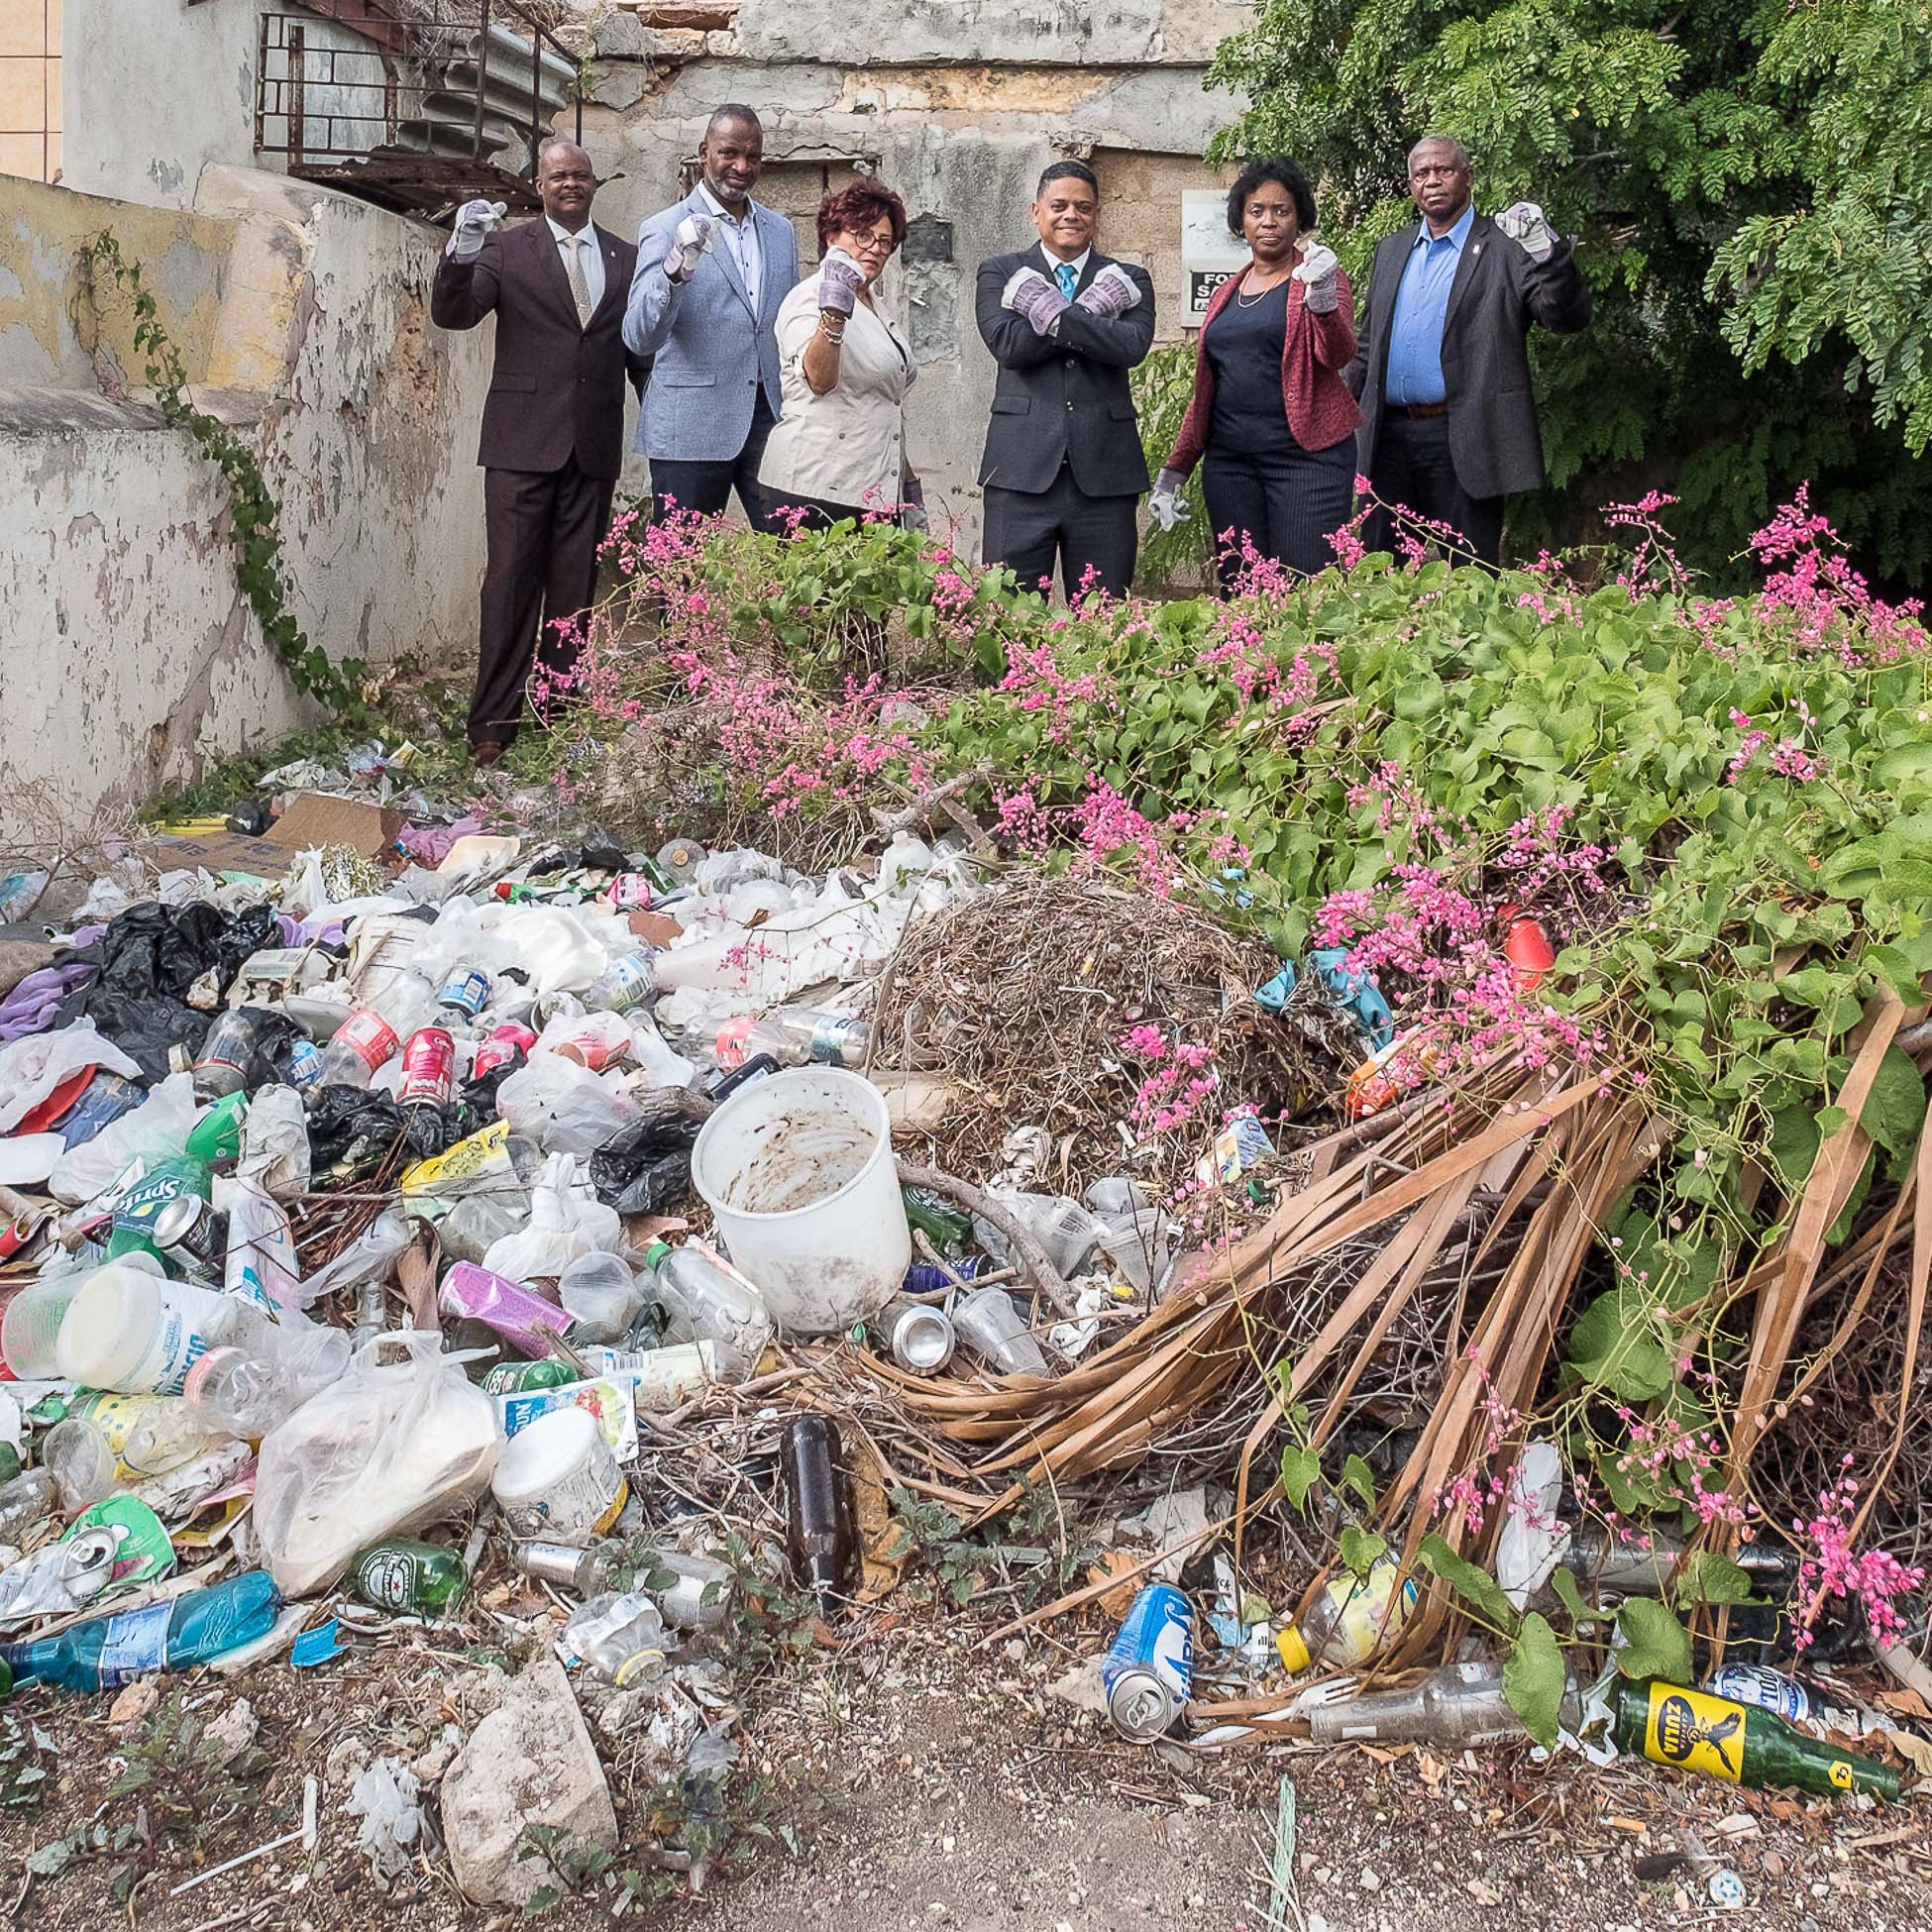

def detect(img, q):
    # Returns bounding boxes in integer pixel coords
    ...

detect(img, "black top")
[1206,276,1298,455]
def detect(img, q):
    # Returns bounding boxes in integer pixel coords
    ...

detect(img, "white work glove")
[1074,263,1141,316]
[1495,201,1556,263]
[1148,467,1190,532]
[664,214,714,282]
[1003,265,1071,336]
[1293,243,1341,314]
[449,199,507,261]
[815,246,867,318]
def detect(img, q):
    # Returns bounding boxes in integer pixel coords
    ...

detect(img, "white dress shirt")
[698,181,763,311]
[547,215,605,315]
[1039,244,1092,283]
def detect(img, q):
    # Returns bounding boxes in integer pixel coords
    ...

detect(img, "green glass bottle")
[350,1540,469,1616]
[481,1358,577,1396]
[1612,1678,1902,1800]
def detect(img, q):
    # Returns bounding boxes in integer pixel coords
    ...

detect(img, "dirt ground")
[3,1613,1928,1932]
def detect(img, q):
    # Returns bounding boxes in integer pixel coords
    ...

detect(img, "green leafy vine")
[82,231,365,718]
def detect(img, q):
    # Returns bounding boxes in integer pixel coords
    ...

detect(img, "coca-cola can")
[396,1026,456,1108]
[473,1022,536,1079]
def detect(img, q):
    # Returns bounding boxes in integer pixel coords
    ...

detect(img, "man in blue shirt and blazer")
[1346,135,1591,566]
[623,105,799,527]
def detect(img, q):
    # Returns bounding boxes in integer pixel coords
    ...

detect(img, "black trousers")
[1201,437,1355,589]
[983,465,1137,601]
[472,453,614,748]
[647,392,777,530]
[1362,411,1505,567]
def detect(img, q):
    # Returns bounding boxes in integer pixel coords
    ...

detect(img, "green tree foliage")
[1206,0,1932,586]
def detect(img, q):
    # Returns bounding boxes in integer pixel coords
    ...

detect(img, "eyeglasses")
[845,231,896,257]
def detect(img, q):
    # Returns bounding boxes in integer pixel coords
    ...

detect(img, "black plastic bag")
[589,1091,711,1216]
[305,1086,407,1173]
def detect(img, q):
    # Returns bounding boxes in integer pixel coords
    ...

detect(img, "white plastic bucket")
[490,1406,626,1543]
[691,1067,910,1336]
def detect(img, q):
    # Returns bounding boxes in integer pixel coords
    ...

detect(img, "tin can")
[473,1022,537,1079]
[1102,1582,1194,1742]
[284,1036,325,1093]
[152,1193,230,1271]
[1705,1664,1810,1724]
[437,967,490,1020]
[609,872,655,912]
[890,1304,956,1374]
[396,1026,456,1109]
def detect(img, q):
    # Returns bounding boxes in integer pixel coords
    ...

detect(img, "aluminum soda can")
[1102,1581,1194,1742]
[473,1021,537,1079]
[284,1036,325,1093]
[438,967,490,1020]
[1705,1664,1810,1724]
[890,1304,955,1374]
[396,1026,456,1109]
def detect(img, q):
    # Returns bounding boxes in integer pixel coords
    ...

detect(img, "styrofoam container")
[690,1067,910,1336]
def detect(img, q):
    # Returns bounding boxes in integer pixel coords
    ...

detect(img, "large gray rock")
[439,1660,618,1906]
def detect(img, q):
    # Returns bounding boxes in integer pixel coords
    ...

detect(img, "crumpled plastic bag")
[589,1092,710,1216]
[483,1150,621,1281]
[305,1086,408,1172]
[0,1020,141,1134]
[239,1083,311,1202]
[255,1331,498,1596]
[344,1756,422,1886]
[292,1205,413,1311]
[495,1054,640,1155]
[46,1070,198,1207]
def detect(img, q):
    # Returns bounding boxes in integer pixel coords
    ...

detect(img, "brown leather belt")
[1390,401,1449,418]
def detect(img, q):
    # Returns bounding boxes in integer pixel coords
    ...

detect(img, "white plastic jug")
[54,1265,242,1396]
[690,1067,910,1336]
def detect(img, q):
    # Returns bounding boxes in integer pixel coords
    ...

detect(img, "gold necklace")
[1234,265,1292,308]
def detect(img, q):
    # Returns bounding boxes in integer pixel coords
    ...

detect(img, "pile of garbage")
[0,763,1926,1899]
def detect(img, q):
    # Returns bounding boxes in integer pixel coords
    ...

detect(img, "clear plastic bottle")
[315,979,435,1090]
[558,1252,639,1344]
[714,1007,871,1071]
[1277,1550,1421,1671]
[192,1010,259,1102]
[1307,1661,1582,1745]
[644,1240,772,1379]
[586,953,657,1016]
[183,1337,339,1439]
[43,1394,223,1511]
[564,1590,669,1685]
[0,1467,58,1544]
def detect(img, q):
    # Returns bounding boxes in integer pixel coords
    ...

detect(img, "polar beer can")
[1102,1582,1194,1742]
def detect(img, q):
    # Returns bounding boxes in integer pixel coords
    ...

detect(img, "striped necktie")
[564,234,593,329]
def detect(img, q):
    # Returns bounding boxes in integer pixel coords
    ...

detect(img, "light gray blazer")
[623,185,798,463]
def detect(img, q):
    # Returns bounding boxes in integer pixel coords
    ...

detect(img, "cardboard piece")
[141,792,404,879]
[626,911,684,948]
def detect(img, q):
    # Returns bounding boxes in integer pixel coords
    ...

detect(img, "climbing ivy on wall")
[83,231,366,719]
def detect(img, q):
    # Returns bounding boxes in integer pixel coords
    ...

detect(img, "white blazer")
[757,275,915,510]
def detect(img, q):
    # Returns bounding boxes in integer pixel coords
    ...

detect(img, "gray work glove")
[1004,265,1071,337]
[664,214,714,282]
[815,246,866,318]
[1148,467,1191,532]
[1075,263,1141,317]
[901,475,927,534]
[1293,242,1341,314]
[1495,201,1556,263]
[449,199,507,261]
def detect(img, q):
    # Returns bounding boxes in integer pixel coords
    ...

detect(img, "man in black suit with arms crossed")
[431,141,648,764]
[975,161,1156,600]
[1346,135,1591,567]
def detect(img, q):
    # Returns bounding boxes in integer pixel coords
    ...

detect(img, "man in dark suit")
[975,161,1155,600]
[1346,135,1591,567]
[431,141,646,763]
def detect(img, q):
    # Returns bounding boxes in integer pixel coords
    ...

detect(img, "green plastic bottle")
[0,1568,279,1693]
[1612,1678,1903,1800]
[105,1094,248,1267]
[350,1541,469,1616]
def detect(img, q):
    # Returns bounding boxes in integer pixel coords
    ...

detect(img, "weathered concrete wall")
[584,0,1245,550]
[60,0,383,211]
[0,165,493,827]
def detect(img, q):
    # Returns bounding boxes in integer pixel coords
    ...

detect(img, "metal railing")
[254,1,583,185]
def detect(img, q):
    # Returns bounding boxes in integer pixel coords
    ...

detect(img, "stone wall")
[582,0,1245,549]
[0,164,494,828]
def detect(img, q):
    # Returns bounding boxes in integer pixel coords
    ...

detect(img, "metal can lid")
[152,1192,209,1249]
[1106,1668,1179,1742]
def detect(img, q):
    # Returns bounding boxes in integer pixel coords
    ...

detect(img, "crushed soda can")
[396,1027,456,1109]
[1102,1581,1194,1742]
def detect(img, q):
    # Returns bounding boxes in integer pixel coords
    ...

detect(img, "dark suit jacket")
[431,216,648,482]
[975,245,1155,498]
[1344,213,1591,500]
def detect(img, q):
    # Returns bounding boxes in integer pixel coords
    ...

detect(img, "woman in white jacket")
[758,181,924,530]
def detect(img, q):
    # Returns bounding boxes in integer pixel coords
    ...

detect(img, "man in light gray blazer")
[623,105,798,528]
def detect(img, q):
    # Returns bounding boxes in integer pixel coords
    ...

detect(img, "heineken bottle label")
[356,1549,417,1611]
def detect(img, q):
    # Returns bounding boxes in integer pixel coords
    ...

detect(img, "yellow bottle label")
[1645,1683,1749,1782]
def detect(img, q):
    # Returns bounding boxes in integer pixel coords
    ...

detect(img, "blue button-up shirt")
[1384,202,1475,406]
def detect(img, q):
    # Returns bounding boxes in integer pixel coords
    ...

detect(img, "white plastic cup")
[690,1067,911,1336]
[490,1406,627,1543]
[54,1265,236,1396]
